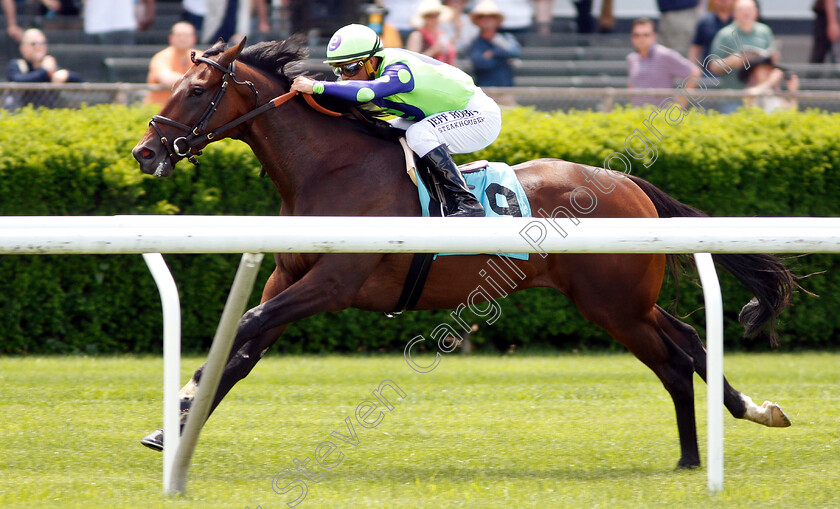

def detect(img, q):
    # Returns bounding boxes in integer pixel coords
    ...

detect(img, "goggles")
[332,59,367,78]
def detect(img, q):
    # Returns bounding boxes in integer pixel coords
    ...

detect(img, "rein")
[149,53,341,166]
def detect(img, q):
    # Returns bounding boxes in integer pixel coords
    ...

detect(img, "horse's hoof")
[141,429,164,452]
[762,400,791,427]
[676,458,700,470]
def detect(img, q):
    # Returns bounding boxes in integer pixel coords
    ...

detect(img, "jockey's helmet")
[324,24,384,65]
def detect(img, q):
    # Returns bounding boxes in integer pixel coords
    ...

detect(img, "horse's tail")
[628,174,797,346]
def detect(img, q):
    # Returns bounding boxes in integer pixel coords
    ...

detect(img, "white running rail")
[4,215,838,495]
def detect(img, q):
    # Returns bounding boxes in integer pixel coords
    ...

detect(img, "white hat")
[470,0,505,24]
[410,0,454,29]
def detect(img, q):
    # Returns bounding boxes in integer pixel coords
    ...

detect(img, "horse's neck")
[244,99,393,211]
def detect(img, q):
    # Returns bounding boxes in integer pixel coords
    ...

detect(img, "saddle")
[388,139,531,316]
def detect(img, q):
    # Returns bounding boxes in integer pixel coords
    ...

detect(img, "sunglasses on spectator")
[332,60,367,77]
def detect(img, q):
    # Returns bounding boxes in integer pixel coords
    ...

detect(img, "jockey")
[291,24,503,218]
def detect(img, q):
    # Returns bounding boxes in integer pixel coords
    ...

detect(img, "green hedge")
[0,104,838,355]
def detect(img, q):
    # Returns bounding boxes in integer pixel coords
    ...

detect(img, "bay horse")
[132,36,795,469]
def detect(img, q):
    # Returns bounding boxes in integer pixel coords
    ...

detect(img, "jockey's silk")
[313,48,475,120]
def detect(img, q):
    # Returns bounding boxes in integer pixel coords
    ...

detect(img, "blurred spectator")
[381,25,404,48]
[182,0,206,32]
[37,0,80,17]
[469,0,521,87]
[3,0,81,41]
[708,0,774,96]
[7,28,82,84]
[533,0,553,35]
[442,0,478,55]
[626,17,701,107]
[494,0,534,34]
[688,0,733,63]
[364,2,403,48]
[657,0,700,56]
[3,0,24,41]
[572,0,615,34]
[84,0,155,44]
[406,0,456,65]
[598,0,615,33]
[810,0,840,62]
[5,28,82,109]
[145,22,197,107]
[283,0,361,39]
[381,0,420,41]
[202,0,238,43]
[200,0,269,45]
[572,0,596,33]
[249,0,271,41]
[741,59,798,112]
[381,19,404,48]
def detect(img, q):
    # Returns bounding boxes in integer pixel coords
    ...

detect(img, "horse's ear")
[219,36,248,66]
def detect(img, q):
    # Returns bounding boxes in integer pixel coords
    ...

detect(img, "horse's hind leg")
[597,311,702,468]
[654,305,791,428]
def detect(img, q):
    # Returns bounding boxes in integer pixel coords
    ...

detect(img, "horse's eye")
[191,86,205,97]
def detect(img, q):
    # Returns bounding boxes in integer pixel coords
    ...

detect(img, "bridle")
[149,52,340,166]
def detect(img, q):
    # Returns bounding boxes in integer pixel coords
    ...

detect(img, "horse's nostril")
[140,148,154,159]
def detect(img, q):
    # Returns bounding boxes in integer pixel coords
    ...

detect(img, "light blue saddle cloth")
[416,160,532,260]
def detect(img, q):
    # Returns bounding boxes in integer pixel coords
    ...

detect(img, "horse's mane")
[203,36,403,142]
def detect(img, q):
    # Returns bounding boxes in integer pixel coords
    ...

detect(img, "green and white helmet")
[324,24,384,64]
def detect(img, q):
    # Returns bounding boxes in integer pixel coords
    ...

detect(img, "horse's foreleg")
[141,321,289,451]
[177,329,281,417]
[142,266,295,451]
[204,323,288,415]
[179,265,295,410]
[188,254,383,415]
[654,306,791,428]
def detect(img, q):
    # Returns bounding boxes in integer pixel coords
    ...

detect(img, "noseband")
[149,52,340,166]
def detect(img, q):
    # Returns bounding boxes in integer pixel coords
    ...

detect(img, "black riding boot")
[421,145,484,217]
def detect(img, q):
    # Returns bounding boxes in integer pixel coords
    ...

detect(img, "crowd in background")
[2,0,839,112]
[628,0,799,112]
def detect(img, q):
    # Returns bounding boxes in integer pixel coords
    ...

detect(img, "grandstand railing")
[4,82,840,112]
[0,82,165,109]
[481,87,840,112]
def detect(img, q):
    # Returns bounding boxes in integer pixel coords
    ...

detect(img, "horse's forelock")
[201,39,228,58]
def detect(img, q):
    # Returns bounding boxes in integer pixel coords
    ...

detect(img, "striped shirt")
[627,44,696,107]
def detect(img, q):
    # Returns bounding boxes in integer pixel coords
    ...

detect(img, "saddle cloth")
[415,157,532,261]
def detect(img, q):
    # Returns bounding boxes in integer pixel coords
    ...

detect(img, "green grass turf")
[0,353,837,508]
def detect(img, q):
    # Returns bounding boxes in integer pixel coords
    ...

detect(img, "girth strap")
[386,159,444,317]
[386,252,435,317]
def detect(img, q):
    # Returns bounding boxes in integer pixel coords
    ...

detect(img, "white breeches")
[390,88,502,157]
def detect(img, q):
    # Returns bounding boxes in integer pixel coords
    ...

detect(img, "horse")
[132,36,796,469]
